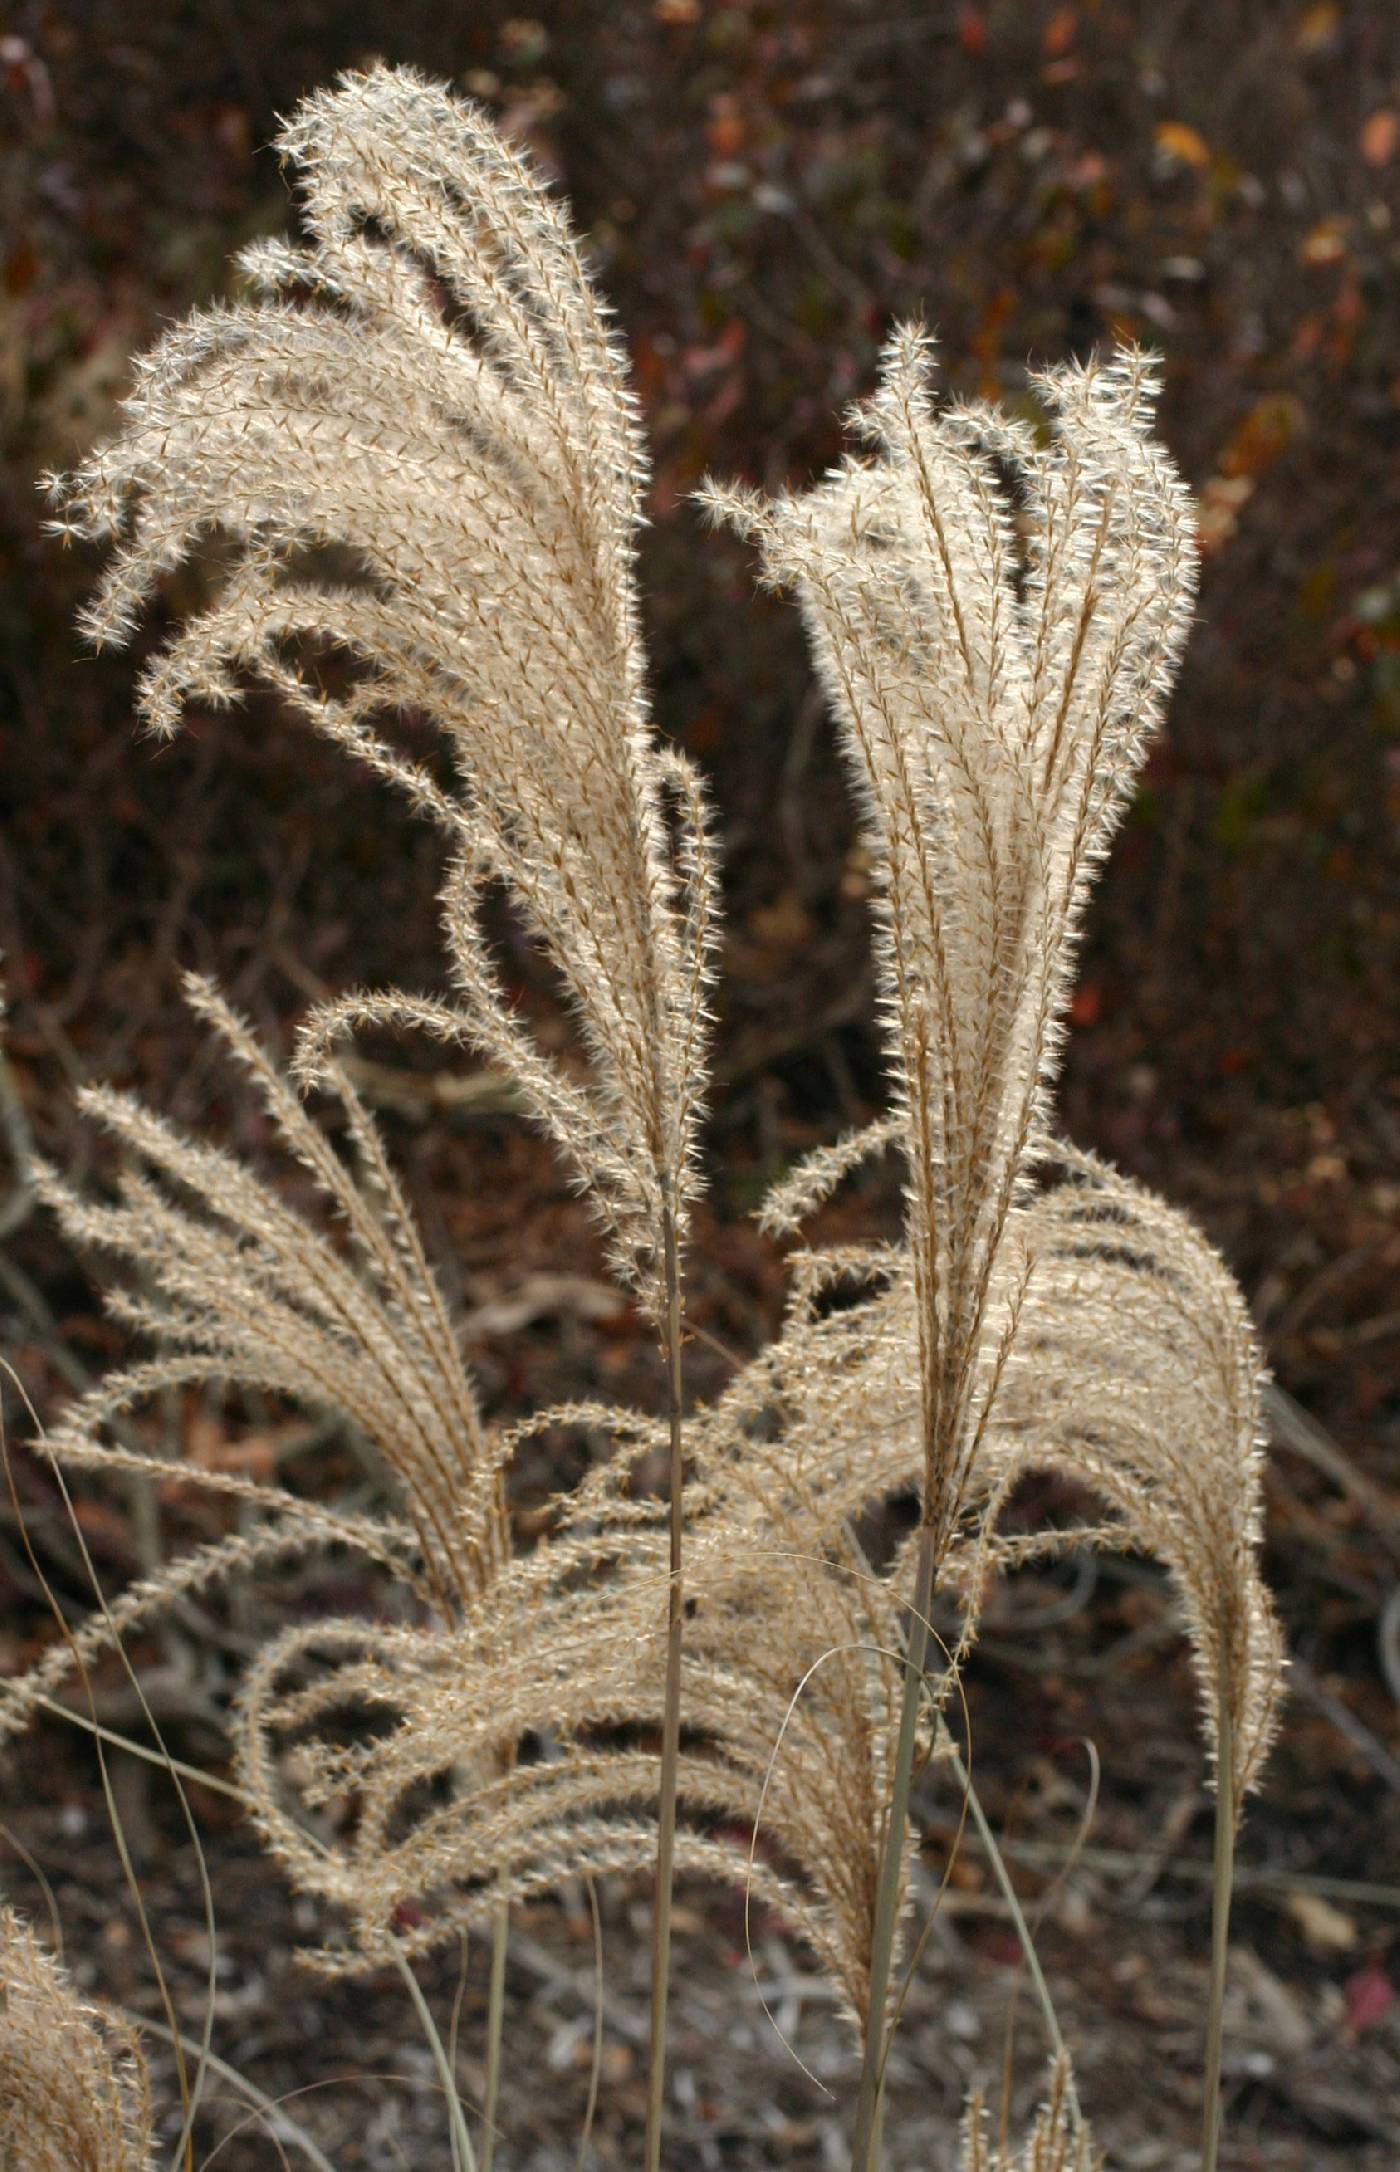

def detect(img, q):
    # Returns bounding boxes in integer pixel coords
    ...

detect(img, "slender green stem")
[868,2092,886,2172]
[851,1520,939,2172]
[480,1893,509,2172]
[576,1877,605,2172]
[644,1193,686,2172]
[934,1721,1083,2138]
[1201,1700,1236,2172]
[387,1938,477,2172]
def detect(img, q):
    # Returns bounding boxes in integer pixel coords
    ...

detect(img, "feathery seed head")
[0,1910,154,2171]
[960,2058,1099,2171]
[709,332,1197,1548]
[737,1142,1285,1817]
[18,981,497,1630]
[228,1435,927,2031]
[49,63,717,1316]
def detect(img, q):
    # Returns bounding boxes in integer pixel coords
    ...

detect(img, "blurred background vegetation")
[1,4,1398,2165]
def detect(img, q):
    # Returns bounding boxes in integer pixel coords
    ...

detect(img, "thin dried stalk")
[1200,1697,1235,2172]
[481,1896,509,2172]
[851,1520,937,2169]
[645,1189,687,2172]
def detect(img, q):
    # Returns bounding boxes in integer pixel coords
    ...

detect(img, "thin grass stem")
[386,1939,478,2172]
[139,2018,340,2172]
[1201,1700,1235,2172]
[851,1519,938,2172]
[868,2093,886,2172]
[644,1189,686,2172]
[576,1876,605,2172]
[480,1894,509,2172]
[934,1720,1083,2137]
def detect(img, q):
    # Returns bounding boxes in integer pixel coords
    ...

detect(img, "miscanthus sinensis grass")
[7,61,1285,2170]
[42,62,716,2162]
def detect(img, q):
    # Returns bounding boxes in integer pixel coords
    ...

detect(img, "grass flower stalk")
[645,1188,688,2172]
[1201,1698,1236,2172]
[852,1519,938,2171]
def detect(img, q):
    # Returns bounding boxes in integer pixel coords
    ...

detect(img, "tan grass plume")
[707,330,1197,1561]
[0,1909,154,2171]
[46,62,717,1315]
[704,329,1278,2154]
[22,62,1289,2166]
[960,2059,1099,2172]
[40,79,722,2153]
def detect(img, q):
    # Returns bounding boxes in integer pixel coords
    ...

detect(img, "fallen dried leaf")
[1285,1889,1358,1953]
[1155,120,1211,169]
[1293,1,1340,52]
[957,7,987,58]
[1344,1962,1395,2034]
[1043,6,1077,56]
[1301,216,1350,266]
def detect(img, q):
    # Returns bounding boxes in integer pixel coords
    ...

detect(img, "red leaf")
[1344,1963,1395,2034]
[957,8,987,56]
[1043,7,1077,56]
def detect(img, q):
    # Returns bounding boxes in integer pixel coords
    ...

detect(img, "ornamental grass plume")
[22,59,1289,2172]
[44,60,717,1319]
[960,2059,1098,2172]
[230,1449,922,2033]
[732,1141,1285,1810]
[704,328,1199,1575]
[0,1909,154,2171]
[43,61,717,2167]
[1,980,487,1764]
[703,325,1280,2159]
[29,976,497,1611]
[984,1145,1285,1814]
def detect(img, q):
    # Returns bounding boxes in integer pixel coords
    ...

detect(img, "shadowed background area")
[1,4,1397,2167]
